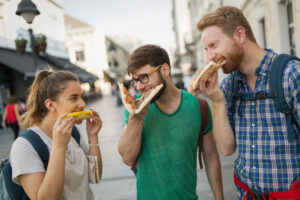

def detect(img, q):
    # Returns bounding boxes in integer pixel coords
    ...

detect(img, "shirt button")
[252,166,256,170]
[252,123,255,127]
[263,73,266,76]
[252,145,255,148]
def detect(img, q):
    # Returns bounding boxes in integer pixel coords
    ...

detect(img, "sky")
[63,0,175,54]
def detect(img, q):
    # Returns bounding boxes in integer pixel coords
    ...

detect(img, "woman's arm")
[19,145,66,200]
[86,110,103,179]
[19,115,74,200]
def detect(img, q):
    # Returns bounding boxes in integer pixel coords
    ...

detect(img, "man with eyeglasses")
[118,44,224,200]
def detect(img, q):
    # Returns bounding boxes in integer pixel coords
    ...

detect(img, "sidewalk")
[0,95,236,200]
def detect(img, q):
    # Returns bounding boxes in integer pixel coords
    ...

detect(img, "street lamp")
[15,0,40,75]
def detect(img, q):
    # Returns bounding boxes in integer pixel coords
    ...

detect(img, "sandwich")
[192,57,226,90]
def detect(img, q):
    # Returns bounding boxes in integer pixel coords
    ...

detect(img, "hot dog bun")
[192,57,226,90]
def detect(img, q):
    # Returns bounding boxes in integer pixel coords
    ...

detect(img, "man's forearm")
[211,101,236,156]
[118,118,144,166]
[204,153,224,200]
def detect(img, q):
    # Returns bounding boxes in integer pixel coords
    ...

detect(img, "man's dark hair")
[127,44,170,74]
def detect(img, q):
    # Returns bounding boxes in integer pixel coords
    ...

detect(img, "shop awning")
[0,47,98,83]
[0,47,56,77]
[40,54,98,83]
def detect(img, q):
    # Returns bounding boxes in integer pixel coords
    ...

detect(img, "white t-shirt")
[9,126,95,200]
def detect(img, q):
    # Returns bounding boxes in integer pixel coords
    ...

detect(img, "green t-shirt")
[123,90,212,200]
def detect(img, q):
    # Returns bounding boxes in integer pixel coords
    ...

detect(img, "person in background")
[10,69,103,200]
[2,96,20,139]
[0,108,3,129]
[17,99,27,115]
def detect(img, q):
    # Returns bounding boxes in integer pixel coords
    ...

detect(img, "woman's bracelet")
[89,143,100,147]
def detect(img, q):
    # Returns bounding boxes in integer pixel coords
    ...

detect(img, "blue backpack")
[0,126,80,200]
[229,54,300,142]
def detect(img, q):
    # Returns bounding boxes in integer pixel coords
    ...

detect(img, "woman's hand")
[86,109,102,137]
[52,114,74,149]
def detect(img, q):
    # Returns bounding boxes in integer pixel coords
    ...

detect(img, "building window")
[114,59,119,67]
[259,18,267,48]
[0,3,5,37]
[286,0,296,55]
[75,51,85,62]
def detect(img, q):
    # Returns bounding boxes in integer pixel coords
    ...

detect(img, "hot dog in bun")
[192,57,226,90]
[118,82,163,114]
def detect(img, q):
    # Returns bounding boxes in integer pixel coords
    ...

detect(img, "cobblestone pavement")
[0,95,236,200]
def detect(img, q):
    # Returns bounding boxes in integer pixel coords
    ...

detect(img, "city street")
[0,95,236,200]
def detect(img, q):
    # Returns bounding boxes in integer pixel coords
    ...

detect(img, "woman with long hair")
[9,69,103,200]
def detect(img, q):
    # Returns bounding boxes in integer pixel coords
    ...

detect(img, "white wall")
[0,0,67,57]
[173,0,192,55]
[65,27,109,79]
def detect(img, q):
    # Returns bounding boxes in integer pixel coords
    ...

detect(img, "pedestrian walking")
[1,96,20,139]
[189,6,300,199]
[118,45,224,200]
[9,69,103,200]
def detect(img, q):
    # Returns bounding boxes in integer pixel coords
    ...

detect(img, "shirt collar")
[254,49,277,76]
[234,49,277,81]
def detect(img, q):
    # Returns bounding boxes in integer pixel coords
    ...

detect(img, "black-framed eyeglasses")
[129,64,162,87]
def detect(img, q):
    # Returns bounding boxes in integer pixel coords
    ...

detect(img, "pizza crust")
[118,82,163,114]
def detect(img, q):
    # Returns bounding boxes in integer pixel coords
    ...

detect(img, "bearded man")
[189,6,300,200]
[118,44,224,200]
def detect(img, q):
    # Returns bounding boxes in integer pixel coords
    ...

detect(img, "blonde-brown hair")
[21,69,79,128]
[197,6,256,43]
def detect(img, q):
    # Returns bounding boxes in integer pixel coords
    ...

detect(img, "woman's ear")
[45,99,56,112]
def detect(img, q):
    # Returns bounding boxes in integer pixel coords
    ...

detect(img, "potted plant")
[35,34,47,53]
[15,38,27,54]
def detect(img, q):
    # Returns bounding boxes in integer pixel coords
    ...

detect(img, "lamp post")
[15,0,40,75]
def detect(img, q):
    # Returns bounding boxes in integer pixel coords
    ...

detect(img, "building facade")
[0,0,96,111]
[64,14,130,95]
[173,0,300,82]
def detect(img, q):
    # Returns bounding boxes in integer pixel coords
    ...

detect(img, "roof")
[64,14,91,30]
[41,54,98,83]
[0,47,98,83]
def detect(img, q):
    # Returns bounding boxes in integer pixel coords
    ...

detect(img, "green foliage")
[14,38,27,45]
[35,34,47,44]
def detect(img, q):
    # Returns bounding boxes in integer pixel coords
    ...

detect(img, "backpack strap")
[20,126,81,169]
[71,125,81,145]
[20,130,50,169]
[197,97,209,169]
[270,54,300,142]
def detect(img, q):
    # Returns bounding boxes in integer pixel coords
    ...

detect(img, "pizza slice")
[118,82,163,114]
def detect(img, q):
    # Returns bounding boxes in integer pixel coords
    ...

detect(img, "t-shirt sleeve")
[123,109,130,126]
[9,137,45,185]
[204,105,213,134]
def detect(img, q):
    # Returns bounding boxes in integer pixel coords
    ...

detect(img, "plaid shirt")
[220,49,300,199]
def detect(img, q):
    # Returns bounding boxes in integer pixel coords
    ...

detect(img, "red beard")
[222,42,244,74]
